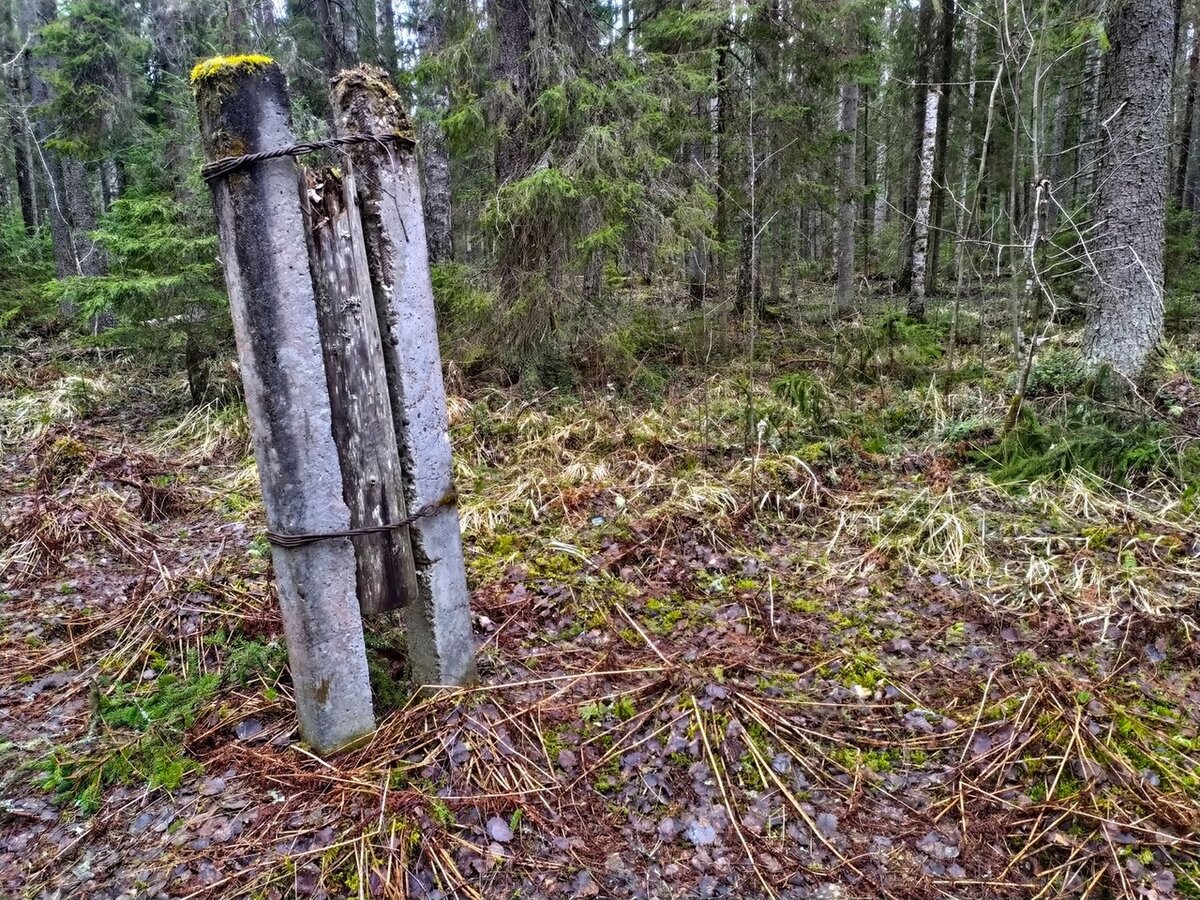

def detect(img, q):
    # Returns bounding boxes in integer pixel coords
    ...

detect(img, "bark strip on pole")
[305,168,420,615]
[193,56,375,753]
[331,66,476,688]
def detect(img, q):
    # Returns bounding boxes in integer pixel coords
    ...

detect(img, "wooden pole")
[192,56,375,753]
[331,66,476,687]
[305,167,419,616]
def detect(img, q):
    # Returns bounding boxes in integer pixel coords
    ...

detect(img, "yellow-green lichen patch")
[189,54,274,85]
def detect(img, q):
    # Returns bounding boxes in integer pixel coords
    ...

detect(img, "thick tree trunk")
[10,120,37,232]
[490,0,533,184]
[835,79,859,314]
[376,0,398,80]
[909,89,940,319]
[416,0,453,263]
[152,0,193,192]
[736,214,758,315]
[1083,0,1175,378]
[315,0,357,85]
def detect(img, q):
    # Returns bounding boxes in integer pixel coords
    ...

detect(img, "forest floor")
[2,313,1200,899]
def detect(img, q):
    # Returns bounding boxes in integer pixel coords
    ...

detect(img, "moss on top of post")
[190,54,274,86]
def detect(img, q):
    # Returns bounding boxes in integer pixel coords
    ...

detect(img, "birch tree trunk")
[908,89,940,319]
[899,0,938,288]
[1084,0,1174,379]
[927,0,957,295]
[715,40,732,300]
[835,79,859,314]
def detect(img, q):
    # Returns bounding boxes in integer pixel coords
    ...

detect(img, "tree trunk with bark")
[872,5,895,247]
[835,79,859,315]
[899,0,938,288]
[1083,0,1175,379]
[926,0,956,295]
[416,0,453,263]
[1176,28,1200,208]
[1046,83,1069,232]
[32,0,105,281]
[490,0,533,184]
[376,0,398,79]
[715,38,732,301]
[1075,38,1103,204]
[908,89,940,319]
[2,2,37,232]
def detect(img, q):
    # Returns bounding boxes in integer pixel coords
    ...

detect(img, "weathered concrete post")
[332,66,476,687]
[192,56,375,752]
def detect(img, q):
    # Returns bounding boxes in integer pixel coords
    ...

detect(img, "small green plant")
[429,798,455,827]
[224,638,287,688]
[771,372,831,421]
[35,672,219,814]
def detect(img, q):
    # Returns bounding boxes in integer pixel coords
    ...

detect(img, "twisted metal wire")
[265,490,456,548]
[201,131,414,183]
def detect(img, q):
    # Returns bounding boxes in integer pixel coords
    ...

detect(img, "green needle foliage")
[46,194,229,403]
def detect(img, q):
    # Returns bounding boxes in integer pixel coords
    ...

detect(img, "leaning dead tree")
[193,56,475,754]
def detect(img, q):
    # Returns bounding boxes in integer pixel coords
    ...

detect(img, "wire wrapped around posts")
[265,490,458,549]
[201,131,415,183]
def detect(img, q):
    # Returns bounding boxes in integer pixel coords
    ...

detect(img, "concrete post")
[192,56,375,753]
[331,66,476,687]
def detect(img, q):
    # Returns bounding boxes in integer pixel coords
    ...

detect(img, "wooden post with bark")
[192,57,475,752]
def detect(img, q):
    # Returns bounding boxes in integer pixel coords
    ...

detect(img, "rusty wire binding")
[201,131,414,183]
[265,490,457,548]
